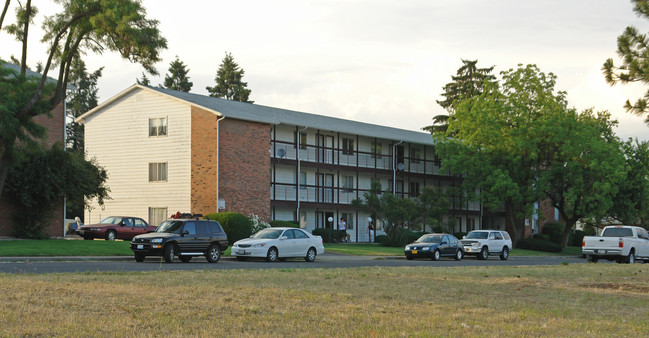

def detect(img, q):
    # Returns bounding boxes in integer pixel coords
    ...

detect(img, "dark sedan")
[404,234,464,261]
[76,216,156,241]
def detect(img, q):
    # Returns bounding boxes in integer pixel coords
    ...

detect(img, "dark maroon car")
[76,216,156,241]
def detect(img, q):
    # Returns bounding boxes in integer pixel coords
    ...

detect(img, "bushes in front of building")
[569,228,595,247]
[270,220,299,228]
[516,238,562,252]
[205,212,253,243]
[541,222,564,244]
[312,228,346,243]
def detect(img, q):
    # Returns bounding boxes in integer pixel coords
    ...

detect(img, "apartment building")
[76,85,505,241]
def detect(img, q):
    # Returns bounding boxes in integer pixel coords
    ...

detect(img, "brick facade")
[190,106,218,215]
[217,118,271,220]
[0,101,66,237]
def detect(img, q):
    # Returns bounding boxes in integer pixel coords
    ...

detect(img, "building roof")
[1,62,76,90]
[78,84,437,145]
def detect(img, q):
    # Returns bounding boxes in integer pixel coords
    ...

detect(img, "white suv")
[460,230,512,260]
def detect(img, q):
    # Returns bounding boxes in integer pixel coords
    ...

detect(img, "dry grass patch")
[0,265,648,336]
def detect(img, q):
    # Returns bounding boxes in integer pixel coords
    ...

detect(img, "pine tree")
[66,58,102,154]
[136,72,150,86]
[206,52,253,103]
[163,56,192,92]
[424,59,496,134]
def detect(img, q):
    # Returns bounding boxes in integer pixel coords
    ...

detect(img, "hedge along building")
[0,62,71,237]
[76,84,506,242]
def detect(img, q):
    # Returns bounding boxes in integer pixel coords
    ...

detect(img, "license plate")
[137,245,143,249]
[412,250,418,254]
[237,250,246,255]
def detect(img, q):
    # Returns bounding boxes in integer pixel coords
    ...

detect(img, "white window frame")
[149,117,168,137]
[148,207,168,227]
[149,162,168,182]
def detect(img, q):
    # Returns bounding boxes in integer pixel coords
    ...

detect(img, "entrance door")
[317,173,334,203]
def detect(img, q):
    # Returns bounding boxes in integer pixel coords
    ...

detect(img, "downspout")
[216,115,226,213]
[392,140,403,194]
[297,126,308,224]
[63,97,68,237]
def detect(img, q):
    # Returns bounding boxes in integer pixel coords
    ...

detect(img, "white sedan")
[231,227,325,262]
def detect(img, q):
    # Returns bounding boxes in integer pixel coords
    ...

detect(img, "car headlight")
[473,242,481,247]
[405,246,411,250]
[252,243,266,248]
[151,238,163,243]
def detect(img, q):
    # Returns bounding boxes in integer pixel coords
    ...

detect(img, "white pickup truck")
[582,225,649,263]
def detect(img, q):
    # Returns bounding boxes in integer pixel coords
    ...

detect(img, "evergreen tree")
[603,0,649,126]
[136,72,150,86]
[206,52,253,103]
[67,57,102,154]
[424,59,495,134]
[163,56,192,92]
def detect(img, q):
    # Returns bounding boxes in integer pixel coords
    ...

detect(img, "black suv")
[130,219,228,263]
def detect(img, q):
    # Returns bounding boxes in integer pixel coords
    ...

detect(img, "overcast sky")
[2,0,648,141]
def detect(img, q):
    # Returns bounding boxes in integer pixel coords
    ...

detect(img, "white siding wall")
[84,89,191,225]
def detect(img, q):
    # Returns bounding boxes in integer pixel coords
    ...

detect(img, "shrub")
[533,233,550,241]
[541,222,564,244]
[569,229,594,247]
[517,238,562,252]
[205,212,253,243]
[248,214,270,234]
[312,228,346,243]
[270,220,299,228]
[375,235,389,245]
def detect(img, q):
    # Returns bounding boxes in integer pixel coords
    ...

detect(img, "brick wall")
[190,107,218,215]
[0,101,66,237]
[218,118,271,220]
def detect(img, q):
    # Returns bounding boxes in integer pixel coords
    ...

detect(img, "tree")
[66,57,102,153]
[206,52,253,103]
[611,139,649,227]
[4,144,109,238]
[423,59,496,134]
[602,0,649,125]
[436,64,569,245]
[163,56,192,92]
[537,109,627,247]
[136,72,150,86]
[0,0,167,195]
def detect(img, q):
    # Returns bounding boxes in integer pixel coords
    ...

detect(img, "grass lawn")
[0,264,647,336]
[0,239,580,257]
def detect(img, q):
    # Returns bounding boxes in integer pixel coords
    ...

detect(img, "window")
[149,117,167,137]
[411,147,421,163]
[294,229,309,239]
[342,138,354,155]
[148,207,167,227]
[149,162,168,182]
[410,182,420,197]
[134,218,146,228]
[300,171,307,188]
[371,141,382,158]
[183,222,197,235]
[342,176,354,192]
[343,213,354,230]
[294,131,307,149]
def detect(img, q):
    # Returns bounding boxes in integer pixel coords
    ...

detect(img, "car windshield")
[465,231,489,239]
[99,216,122,225]
[155,220,185,234]
[252,229,284,239]
[416,235,442,243]
[602,227,634,237]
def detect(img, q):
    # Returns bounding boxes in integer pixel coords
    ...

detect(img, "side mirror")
[441,241,448,245]
[279,236,288,240]
[182,230,189,236]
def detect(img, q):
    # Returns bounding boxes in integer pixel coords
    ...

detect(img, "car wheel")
[626,250,636,264]
[179,255,192,263]
[236,256,249,261]
[431,249,441,261]
[163,244,175,263]
[478,246,489,260]
[134,253,145,262]
[305,247,317,262]
[266,247,278,262]
[500,247,509,260]
[105,230,116,241]
[205,244,221,263]
[455,249,463,261]
[406,255,413,260]
[586,255,598,263]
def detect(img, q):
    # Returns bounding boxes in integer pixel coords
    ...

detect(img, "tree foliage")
[163,56,192,92]
[352,180,449,246]
[602,0,649,125]
[424,59,495,134]
[0,0,167,196]
[4,145,109,238]
[206,52,253,103]
[610,139,649,227]
[66,57,102,154]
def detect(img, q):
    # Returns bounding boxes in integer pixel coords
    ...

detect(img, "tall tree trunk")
[560,219,576,248]
[20,0,31,74]
[0,0,10,32]
[504,202,524,246]
[0,153,10,197]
